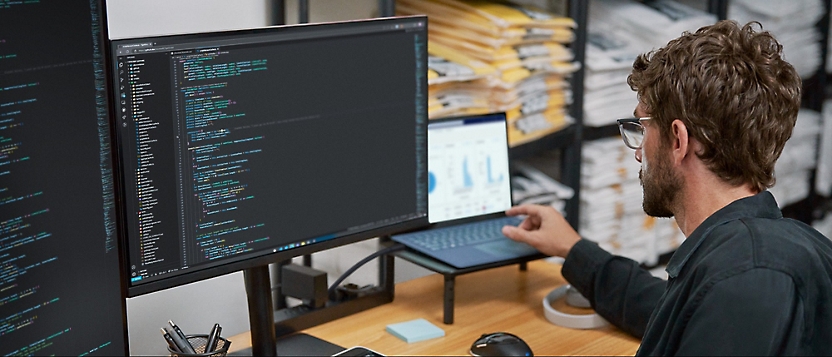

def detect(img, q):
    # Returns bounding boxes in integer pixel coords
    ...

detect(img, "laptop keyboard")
[406,216,522,252]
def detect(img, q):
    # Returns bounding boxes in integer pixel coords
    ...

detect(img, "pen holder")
[168,334,231,357]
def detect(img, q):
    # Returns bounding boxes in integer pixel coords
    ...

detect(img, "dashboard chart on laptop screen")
[427,115,512,223]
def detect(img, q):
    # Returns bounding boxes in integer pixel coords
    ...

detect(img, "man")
[502,20,832,355]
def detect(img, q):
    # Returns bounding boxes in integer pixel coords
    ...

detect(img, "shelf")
[781,192,829,224]
[509,124,576,161]
[582,123,620,141]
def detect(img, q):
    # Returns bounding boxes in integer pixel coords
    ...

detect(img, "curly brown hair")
[627,20,801,192]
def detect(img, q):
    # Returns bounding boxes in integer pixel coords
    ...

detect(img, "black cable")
[327,243,406,300]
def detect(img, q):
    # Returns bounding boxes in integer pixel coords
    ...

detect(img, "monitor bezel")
[107,16,430,297]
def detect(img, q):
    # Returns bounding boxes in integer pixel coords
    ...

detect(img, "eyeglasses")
[616,117,651,150]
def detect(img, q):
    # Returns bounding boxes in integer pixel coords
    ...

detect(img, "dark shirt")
[562,191,832,355]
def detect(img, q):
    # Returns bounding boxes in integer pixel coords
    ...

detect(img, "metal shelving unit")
[386,0,589,325]
[394,0,588,324]
[562,0,589,228]
[257,0,832,334]
[579,0,831,228]
[577,0,831,268]
[771,0,831,224]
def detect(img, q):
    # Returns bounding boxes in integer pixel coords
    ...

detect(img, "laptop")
[391,113,539,269]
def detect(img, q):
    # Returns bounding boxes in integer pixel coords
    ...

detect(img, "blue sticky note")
[385,318,445,343]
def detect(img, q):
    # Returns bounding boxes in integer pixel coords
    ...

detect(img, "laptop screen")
[427,113,512,223]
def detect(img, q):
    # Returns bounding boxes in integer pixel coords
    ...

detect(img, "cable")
[327,243,406,300]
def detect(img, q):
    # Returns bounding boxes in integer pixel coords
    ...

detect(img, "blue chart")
[428,171,437,193]
[487,156,503,183]
[457,155,504,189]
[462,157,474,188]
[433,154,497,194]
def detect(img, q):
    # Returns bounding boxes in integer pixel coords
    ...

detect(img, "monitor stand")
[230,255,396,356]
[229,333,343,356]
[229,265,344,356]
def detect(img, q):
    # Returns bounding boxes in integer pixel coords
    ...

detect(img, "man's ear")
[670,119,689,166]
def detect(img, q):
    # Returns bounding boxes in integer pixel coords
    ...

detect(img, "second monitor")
[109,16,430,296]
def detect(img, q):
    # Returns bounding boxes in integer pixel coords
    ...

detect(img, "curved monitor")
[109,16,429,297]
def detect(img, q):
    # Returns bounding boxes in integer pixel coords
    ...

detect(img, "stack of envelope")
[398,0,579,146]
[583,0,716,127]
[427,41,496,118]
[580,137,684,265]
[729,0,823,79]
[770,109,821,207]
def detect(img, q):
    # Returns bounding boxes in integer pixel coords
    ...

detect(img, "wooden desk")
[229,260,640,356]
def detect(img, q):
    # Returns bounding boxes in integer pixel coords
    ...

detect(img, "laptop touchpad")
[474,240,538,258]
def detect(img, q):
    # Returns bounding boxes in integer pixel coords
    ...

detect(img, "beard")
[639,146,682,218]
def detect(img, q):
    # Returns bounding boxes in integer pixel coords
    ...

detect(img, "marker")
[166,321,196,354]
[205,323,222,353]
[169,320,189,342]
[160,328,180,353]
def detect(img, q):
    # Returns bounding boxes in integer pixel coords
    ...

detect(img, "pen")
[205,323,222,353]
[166,323,196,354]
[161,328,181,353]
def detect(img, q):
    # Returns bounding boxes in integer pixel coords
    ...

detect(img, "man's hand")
[502,204,581,258]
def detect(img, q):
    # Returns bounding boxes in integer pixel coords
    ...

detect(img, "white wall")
[107,0,271,39]
[125,274,251,356]
[107,1,433,355]
[284,0,378,24]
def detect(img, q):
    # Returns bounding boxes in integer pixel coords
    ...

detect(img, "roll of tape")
[542,285,609,329]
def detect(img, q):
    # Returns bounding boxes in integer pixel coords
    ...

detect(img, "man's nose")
[635,148,642,163]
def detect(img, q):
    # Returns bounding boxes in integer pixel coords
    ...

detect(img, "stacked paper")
[828,25,832,73]
[428,41,496,118]
[398,0,580,146]
[816,100,832,197]
[511,160,574,215]
[580,137,684,265]
[583,0,716,127]
[582,27,642,127]
[770,109,821,207]
[591,0,717,47]
[729,0,823,79]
